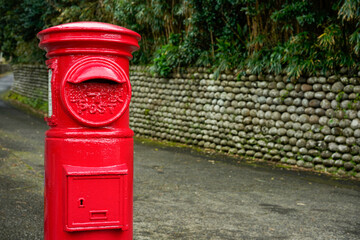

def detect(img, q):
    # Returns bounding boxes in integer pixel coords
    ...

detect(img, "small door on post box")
[61,57,131,127]
[64,165,128,232]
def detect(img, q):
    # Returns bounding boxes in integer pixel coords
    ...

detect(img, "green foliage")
[151,34,181,77]
[4,91,48,113]
[145,0,360,78]
[1,0,360,78]
[0,0,55,63]
[338,0,360,21]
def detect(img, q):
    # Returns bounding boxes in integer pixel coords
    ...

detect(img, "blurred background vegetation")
[0,0,360,78]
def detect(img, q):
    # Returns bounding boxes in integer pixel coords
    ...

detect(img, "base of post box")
[63,165,129,232]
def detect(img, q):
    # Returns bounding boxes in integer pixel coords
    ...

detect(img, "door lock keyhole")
[79,198,85,208]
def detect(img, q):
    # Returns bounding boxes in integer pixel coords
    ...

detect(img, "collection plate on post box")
[64,165,129,232]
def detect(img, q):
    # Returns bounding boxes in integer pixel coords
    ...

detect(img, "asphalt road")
[0,73,360,240]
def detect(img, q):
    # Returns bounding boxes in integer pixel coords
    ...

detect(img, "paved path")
[0,74,360,240]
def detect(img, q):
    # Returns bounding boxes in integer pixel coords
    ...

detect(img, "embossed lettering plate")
[64,80,129,126]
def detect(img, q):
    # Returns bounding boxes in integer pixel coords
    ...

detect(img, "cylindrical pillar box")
[37,22,140,240]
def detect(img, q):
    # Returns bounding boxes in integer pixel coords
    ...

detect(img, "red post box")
[37,22,140,240]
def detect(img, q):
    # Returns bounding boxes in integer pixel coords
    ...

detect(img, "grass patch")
[1,90,47,118]
[0,71,12,78]
[275,164,294,169]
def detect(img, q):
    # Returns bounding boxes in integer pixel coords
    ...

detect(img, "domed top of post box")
[37,22,141,59]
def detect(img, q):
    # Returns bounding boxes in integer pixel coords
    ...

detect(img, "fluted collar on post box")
[37,21,141,59]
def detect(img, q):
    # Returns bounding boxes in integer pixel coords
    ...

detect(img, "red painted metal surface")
[37,22,140,240]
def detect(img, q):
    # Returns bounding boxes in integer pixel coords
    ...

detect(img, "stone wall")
[11,64,360,177]
[0,64,11,74]
[130,66,360,178]
[11,64,48,101]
